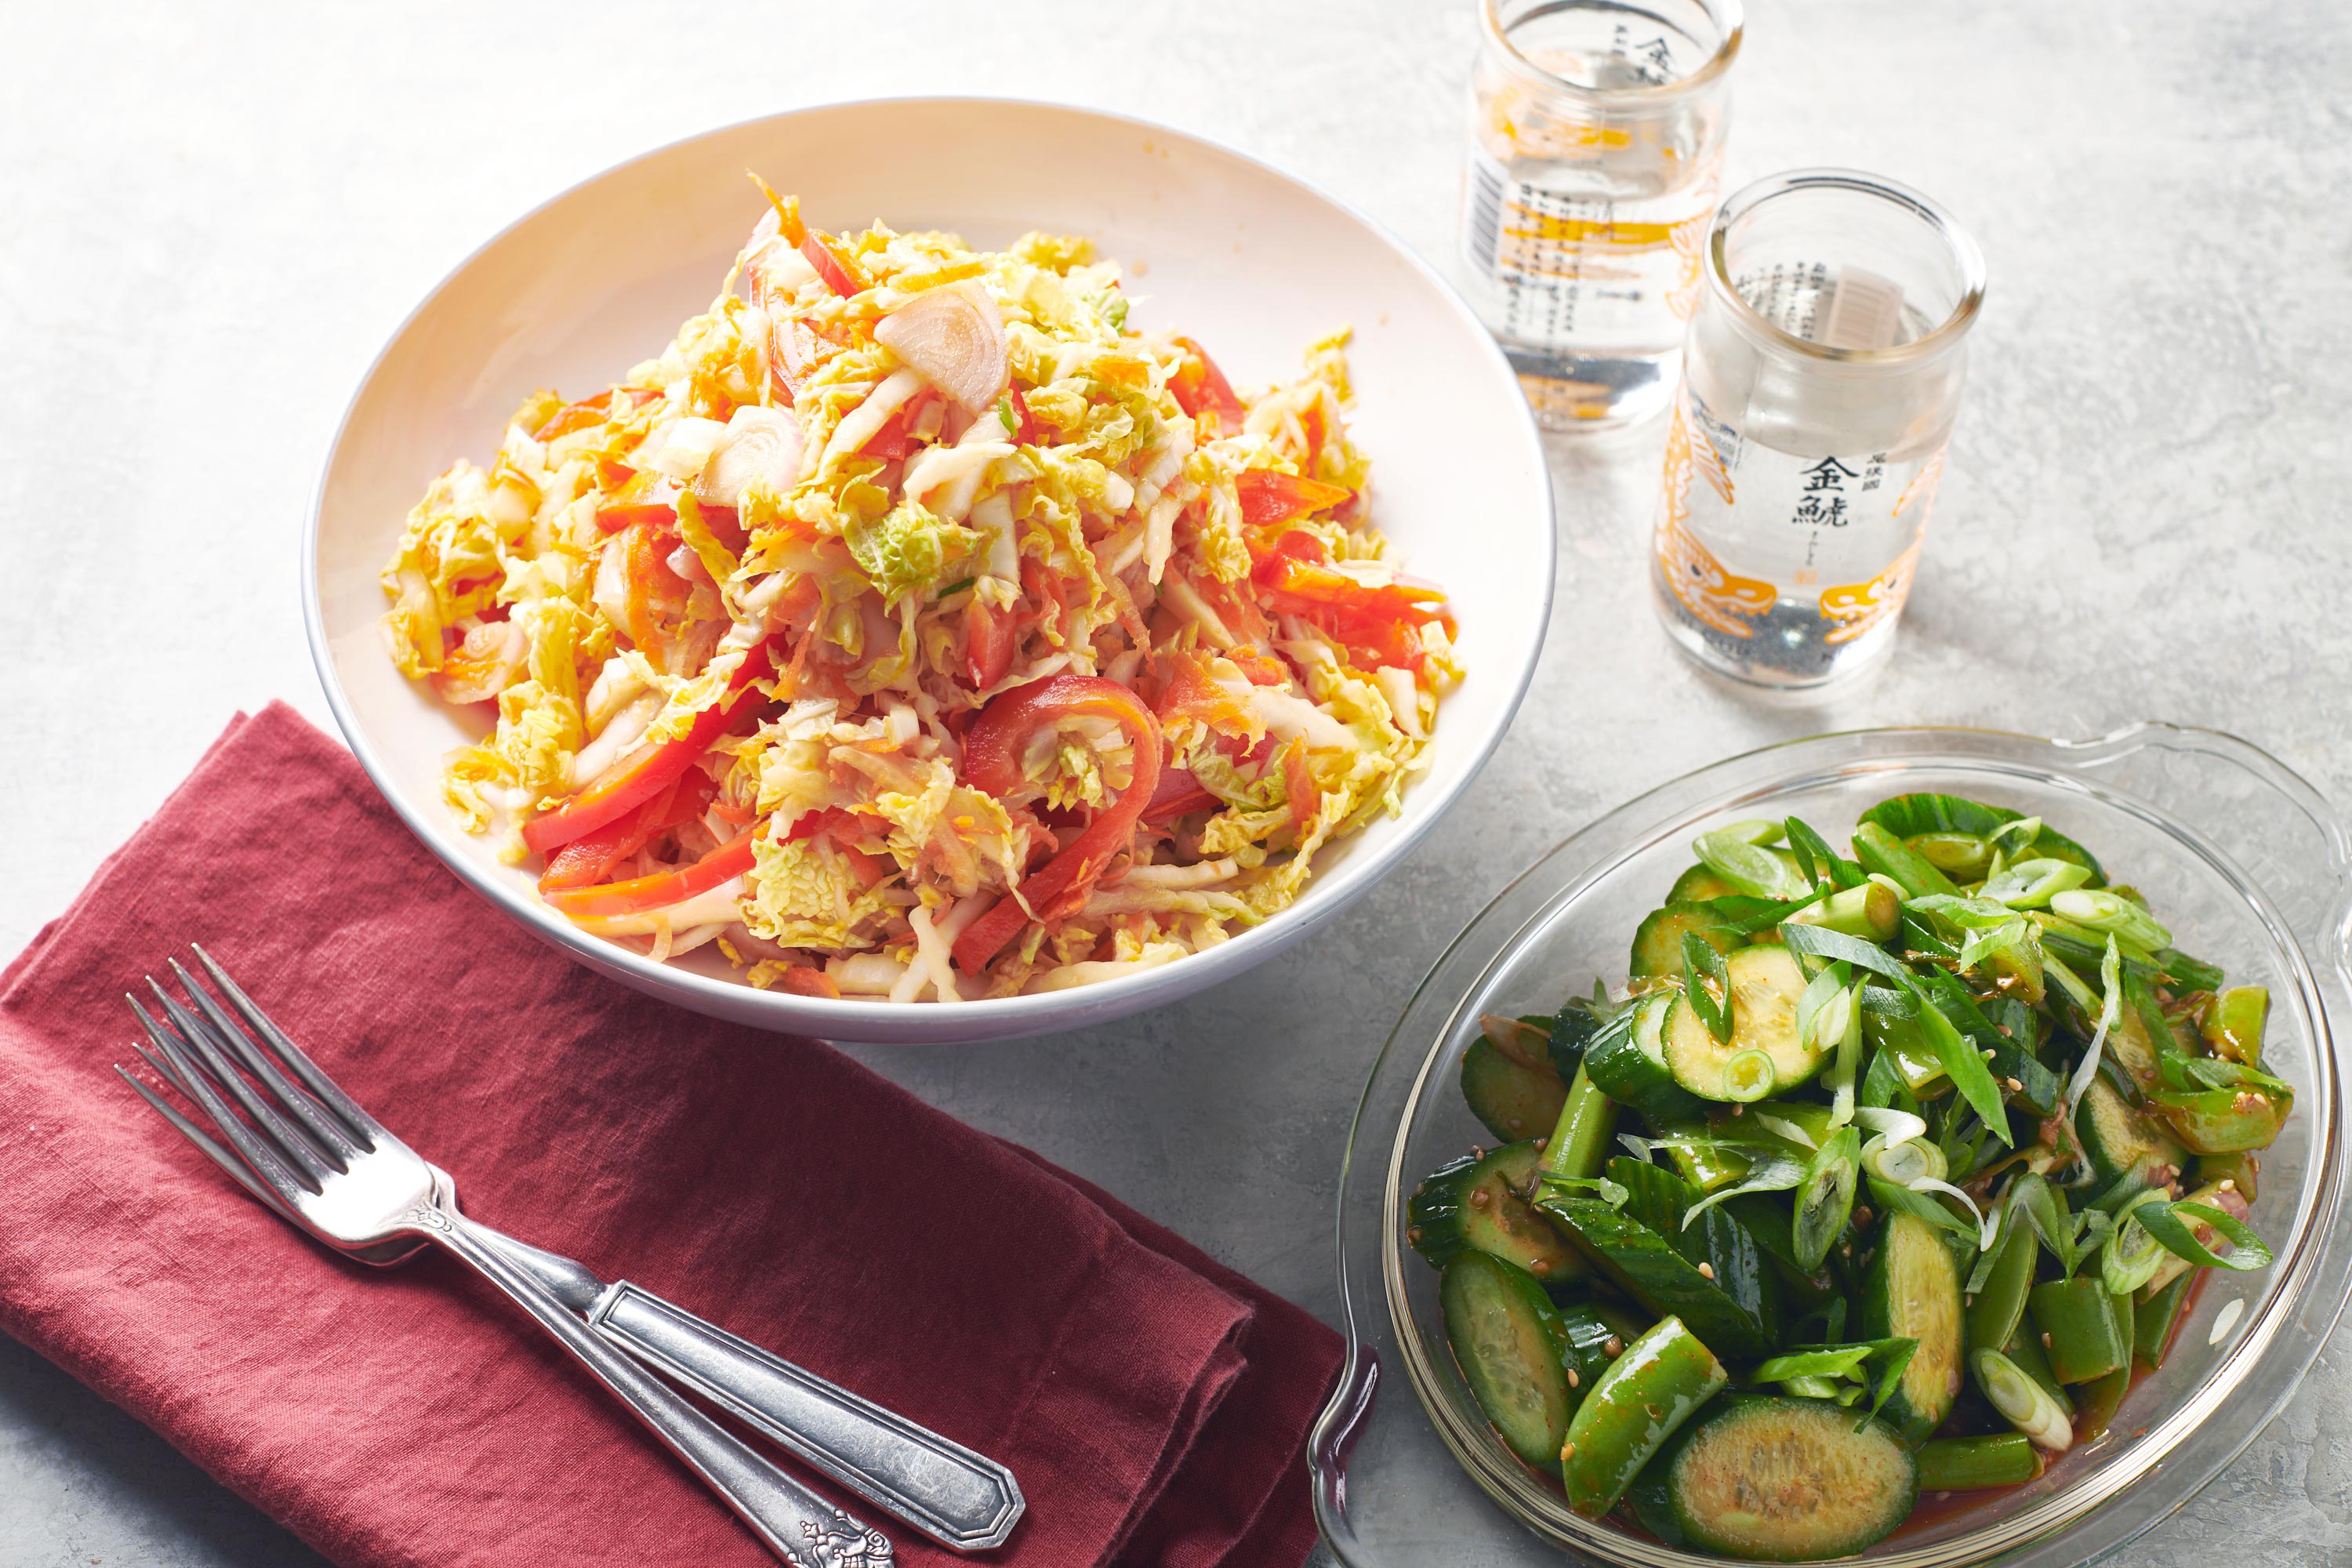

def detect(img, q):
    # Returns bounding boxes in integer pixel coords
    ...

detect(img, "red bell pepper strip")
[964,597,1015,689]
[753,179,862,299]
[543,829,760,919]
[1142,765,1218,825]
[1281,741,1319,833]
[596,500,677,533]
[1167,336,1247,433]
[1300,402,1327,465]
[537,770,719,892]
[521,641,774,855]
[533,386,659,442]
[1006,385,1044,445]
[951,676,1164,973]
[860,391,938,461]
[1236,469,1352,529]
[778,966,841,999]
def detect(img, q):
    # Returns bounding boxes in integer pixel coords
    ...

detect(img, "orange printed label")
[1819,530,1925,644]
[1656,396,1777,637]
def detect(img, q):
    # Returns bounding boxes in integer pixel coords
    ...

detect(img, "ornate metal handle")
[590,1283,1023,1552]
[431,1216,893,1568]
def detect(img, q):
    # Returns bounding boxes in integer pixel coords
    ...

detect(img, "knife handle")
[589,1282,1023,1552]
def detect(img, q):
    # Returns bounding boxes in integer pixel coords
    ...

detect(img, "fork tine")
[125,995,317,1208]
[188,945,388,1142]
[114,1062,299,1220]
[168,958,361,1168]
[146,981,343,1185]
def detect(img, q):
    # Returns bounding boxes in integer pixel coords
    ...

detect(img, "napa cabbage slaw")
[379,187,1458,1000]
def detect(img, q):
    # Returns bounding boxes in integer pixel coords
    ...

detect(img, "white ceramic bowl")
[306,97,1553,1044]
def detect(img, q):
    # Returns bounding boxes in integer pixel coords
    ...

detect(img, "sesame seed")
[1531,1258,1551,1276]
[1567,1368,1580,1388]
[2042,1331,2053,1348]
[1697,1261,1715,1279]
[1561,1441,1576,1461]
[2220,1178,2237,1192]
[1469,1189,1491,1210]
[1604,1335,1624,1357]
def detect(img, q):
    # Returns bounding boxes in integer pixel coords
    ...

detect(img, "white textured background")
[3,2,2349,1564]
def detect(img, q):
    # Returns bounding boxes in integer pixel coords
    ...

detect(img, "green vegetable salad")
[1411,793,2286,1561]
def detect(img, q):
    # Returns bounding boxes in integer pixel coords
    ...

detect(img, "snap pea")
[2193,1149,2260,1203]
[2072,1364,2130,1443]
[1915,1433,2043,1490]
[2133,1272,2193,1367]
[1908,832,1995,879]
[2002,1319,2071,1406]
[2149,1083,2292,1156]
[1655,1120,1753,1193]
[1560,1315,1728,1517]
[1853,821,1961,900]
[1541,1065,1619,1185]
[2202,985,2270,1066]
[2027,1276,2129,1385]
[1966,1218,2038,1356]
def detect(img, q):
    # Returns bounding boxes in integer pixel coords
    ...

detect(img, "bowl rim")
[1315,720,2352,1567]
[301,94,1555,1038]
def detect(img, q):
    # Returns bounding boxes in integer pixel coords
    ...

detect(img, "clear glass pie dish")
[1310,724,2352,1567]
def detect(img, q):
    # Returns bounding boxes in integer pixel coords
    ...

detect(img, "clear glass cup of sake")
[1651,169,1986,691]
[1459,0,1740,430]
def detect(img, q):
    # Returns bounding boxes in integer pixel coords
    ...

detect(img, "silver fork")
[118,949,901,1568]
[123,949,1022,1551]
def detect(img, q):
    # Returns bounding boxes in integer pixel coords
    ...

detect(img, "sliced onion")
[739,208,816,303]
[430,619,528,704]
[695,405,805,509]
[640,416,730,482]
[873,281,1008,412]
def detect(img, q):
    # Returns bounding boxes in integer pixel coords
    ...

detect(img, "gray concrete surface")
[5,2,2349,1563]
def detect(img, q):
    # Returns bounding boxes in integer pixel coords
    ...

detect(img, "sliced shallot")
[873,281,1009,412]
[695,405,806,509]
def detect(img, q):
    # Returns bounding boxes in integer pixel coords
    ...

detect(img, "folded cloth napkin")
[0,703,1341,1568]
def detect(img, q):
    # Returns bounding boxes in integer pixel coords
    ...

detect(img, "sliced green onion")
[2050,889,2173,953]
[1722,1048,1777,1102]
[1974,1349,2074,1452]
[2140,1200,2274,1271]
[1682,932,1735,1044]
[1982,858,2094,909]
[1693,829,1806,899]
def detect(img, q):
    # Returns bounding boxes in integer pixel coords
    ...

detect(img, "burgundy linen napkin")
[0,703,1341,1567]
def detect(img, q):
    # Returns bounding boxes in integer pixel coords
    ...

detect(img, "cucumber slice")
[2074,1076,2187,1189]
[1664,1394,1917,1561]
[1663,946,1821,1101]
[1668,865,1742,903]
[1585,996,1704,1123]
[1538,1168,1780,1358]
[1632,902,1743,981]
[1860,1209,1965,1443]
[1440,1252,1573,1466]
[1461,1036,1569,1143]
[1408,1141,1587,1285]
